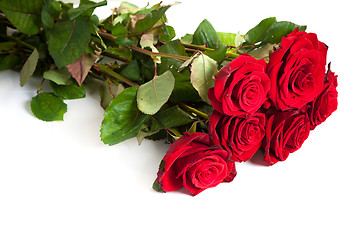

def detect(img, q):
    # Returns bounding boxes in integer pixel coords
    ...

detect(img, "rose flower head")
[308,64,338,129]
[262,109,311,165]
[208,54,270,116]
[266,28,328,111]
[209,111,266,162]
[154,132,236,196]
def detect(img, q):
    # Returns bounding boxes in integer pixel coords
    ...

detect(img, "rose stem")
[101,51,130,63]
[97,31,190,62]
[93,64,139,87]
[181,42,239,59]
[175,101,209,120]
[1,35,36,51]
[129,45,190,61]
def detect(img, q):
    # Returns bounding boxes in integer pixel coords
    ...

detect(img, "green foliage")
[101,86,150,145]
[41,0,61,29]
[193,19,222,48]
[50,81,86,100]
[120,60,141,82]
[152,105,194,130]
[135,5,171,34]
[20,49,39,87]
[0,55,21,71]
[137,71,175,115]
[0,1,310,148]
[67,0,107,20]
[244,17,307,47]
[0,0,43,34]
[245,17,277,45]
[99,81,124,109]
[189,53,217,104]
[30,93,67,121]
[43,68,74,85]
[262,21,307,44]
[48,17,91,68]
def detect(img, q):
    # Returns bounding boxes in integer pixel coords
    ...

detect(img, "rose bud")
[209,111,266,162]
[266,29,328,111]
[308,65,338,129]
[154,132,236,196]
[208,54,270,116]
[262,109,311,165]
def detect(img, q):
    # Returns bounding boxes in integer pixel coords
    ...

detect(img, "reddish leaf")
[66,52,98,86]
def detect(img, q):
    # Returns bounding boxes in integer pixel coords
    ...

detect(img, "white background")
[1,0,359,239]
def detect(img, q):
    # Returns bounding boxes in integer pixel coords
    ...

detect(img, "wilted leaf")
[66,52,98,86]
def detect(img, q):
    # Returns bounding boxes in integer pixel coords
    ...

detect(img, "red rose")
[262,109,310,165]
[266,29,328,111]
[308,65,338,129]
[209,111,266,162]
[155,132,236,195]
[208,54,270,116]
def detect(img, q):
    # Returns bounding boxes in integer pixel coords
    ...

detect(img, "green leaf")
[0,42,16,51]
[180,34,193,44]
[248,43,277,61]
[20,48,39,87]
[116,1,139,15]
[48,17,91,69]
[112,22,128,37]
[158,39,186,56]
[43,68,73,85]
[152,105,194,130]
[104,47,132,62]
[101,86,150,145]
[152,179,165,192]
[99,81,125,109]
[135,5,171,34]
[204,44,228,64]
[0,0,42,34]
[217,32,237,46]
[41,0,61,29]
[137,71,175,115]
[190,53,217,104]
[67,0,107,20]
[157,39,186,75]
[30,93,67,121]
[50,81,86,100]
[170,69,200,102]
[263,21,307,44]
[0,55,21,71]
[244,17,277,44]
[158,25,176,42]
[192,19,222,48]
[114,37,136,47]
[120,60,141,82]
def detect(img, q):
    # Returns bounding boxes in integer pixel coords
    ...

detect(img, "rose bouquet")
[0,0,338,196]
